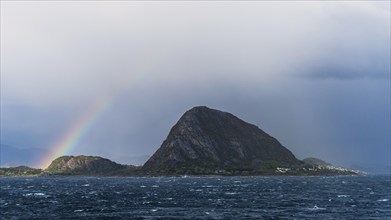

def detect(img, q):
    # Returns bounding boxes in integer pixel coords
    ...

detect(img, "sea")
[0,175,389,219]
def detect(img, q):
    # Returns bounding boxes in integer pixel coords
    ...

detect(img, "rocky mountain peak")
[143,106,301,172]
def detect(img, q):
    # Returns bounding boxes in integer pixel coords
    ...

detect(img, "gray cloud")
[304,64,390,80]
[1,1,390,170]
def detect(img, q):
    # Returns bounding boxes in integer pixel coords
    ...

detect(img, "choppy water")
[0,175,390,219]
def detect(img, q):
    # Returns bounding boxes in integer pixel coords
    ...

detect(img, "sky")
[1,1,390,171]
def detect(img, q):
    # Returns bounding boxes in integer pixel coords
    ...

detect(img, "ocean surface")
[0,175,389,219]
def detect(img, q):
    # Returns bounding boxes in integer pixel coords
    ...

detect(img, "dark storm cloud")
[1,1,390,171]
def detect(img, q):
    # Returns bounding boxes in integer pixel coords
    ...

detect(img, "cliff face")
[143,106,301,172]
[46,155,125,175]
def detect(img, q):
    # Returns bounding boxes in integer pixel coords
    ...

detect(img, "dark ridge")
[143,106,301,174]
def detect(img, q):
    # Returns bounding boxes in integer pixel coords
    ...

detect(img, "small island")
[0,106,359,177]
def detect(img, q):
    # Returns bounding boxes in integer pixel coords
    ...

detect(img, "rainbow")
[36,57,156,169]
[36,73,136,169]
[37,96,113,169]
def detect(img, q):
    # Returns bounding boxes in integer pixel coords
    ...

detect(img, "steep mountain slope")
[143,106,301,173]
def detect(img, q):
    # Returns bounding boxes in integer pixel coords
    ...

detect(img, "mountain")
[1,106,358,176]
[143,106,302,174]
[45,155,132,175]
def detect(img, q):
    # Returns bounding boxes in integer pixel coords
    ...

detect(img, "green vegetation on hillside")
[0,166,42,176]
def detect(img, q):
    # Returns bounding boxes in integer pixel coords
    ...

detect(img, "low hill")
[301,157,358,175]
[45,155,130,175]
[0,166,42,176]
